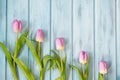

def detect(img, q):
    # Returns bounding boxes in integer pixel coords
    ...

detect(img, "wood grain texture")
[29,0,51,80]
[0,0,6,80]
[73,0,94,80]
[95,0,116,80]
[0,0,119,80]
[117,0,120,80]
[7,0,28,80]
[51,0,72,80]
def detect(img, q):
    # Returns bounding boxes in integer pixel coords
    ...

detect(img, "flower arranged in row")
[0,19,108,80]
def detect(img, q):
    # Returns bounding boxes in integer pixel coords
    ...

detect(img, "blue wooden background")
[0,0,119,80]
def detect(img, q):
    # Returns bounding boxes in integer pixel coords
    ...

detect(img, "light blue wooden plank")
[95,0,116,80]
[117,0,120,80]
[7,0,28,80]
[29,0,51,80]
[51,0,72,80]
[0,0,6,79]
[73,0,94,80]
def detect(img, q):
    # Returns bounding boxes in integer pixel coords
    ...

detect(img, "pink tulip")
[12,19,22,33]
[56,38,65,51]
[79,51,88,64]
[99,61,108,75]
[36,29,44,42]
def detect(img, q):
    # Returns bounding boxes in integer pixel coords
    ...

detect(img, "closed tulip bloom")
[36,29,44,42]
[79,51,88,64]
[12,19,22,33]
[56,38,65,51]
[99,61,108,75]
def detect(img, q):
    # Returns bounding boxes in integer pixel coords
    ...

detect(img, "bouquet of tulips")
[0,19,109,80]
[0,19,54,80]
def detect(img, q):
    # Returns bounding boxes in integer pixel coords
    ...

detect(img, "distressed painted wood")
[73,0,94,80]
[51,0,72,80]
[95,0,116,80]
[0,0,119,80]
[0,0,6,80]
[117,0,120,80]
[7,0,28,80]
[29,0,51,80]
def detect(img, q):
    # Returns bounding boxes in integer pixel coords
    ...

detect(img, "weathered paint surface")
[0,0,119,80]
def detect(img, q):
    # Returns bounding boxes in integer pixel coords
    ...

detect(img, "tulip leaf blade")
[51,50,67,80]
[14,30,29,57]
[47,58,55,71]
[25,37,42,69]
[41,55,54,67]
[70,64,83,80]
[63,56,67,65]
[51,50,61,62]
[51,50,61,71]
[0,42,18,79]
[13,57,35,80]
[55,58,61,71]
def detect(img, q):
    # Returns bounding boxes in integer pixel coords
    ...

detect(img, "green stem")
[103,74,105,80]
[38,42,43,80]
[13,63,18,80]
[60,69,66,80]
[14,75,18,80]
[82,64,84,76]
[13,33,18,80]
[13,33,18,58]
[40,69,45,80]
[38,42,40,59]
[60,58,66,80]
[60,51,63,71]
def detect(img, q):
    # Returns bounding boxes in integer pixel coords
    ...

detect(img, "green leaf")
[51,50,67,80]
[55,59,61,71]
[14,30,29,57]
[51,50,61,71]
[70,64,83,80]
[51,50,61,62]
[0,42,18,79]
[41,55,54,68]
[25,37,42,69]
[47,58,55,71]
[13,57,35,80]
[63,56,67,65]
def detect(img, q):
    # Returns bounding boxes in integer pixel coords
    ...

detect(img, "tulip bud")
[12,19,22,33]
[36,29,44,42]
[99,61,108,75]
[79,51,88,64]
[56,38,65,51]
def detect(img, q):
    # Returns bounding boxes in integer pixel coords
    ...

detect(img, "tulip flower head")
[36,29,44,42]
[12,19,22,33]
[56,38,65,51]
[79,51,88,64]
[99,61,108,75]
